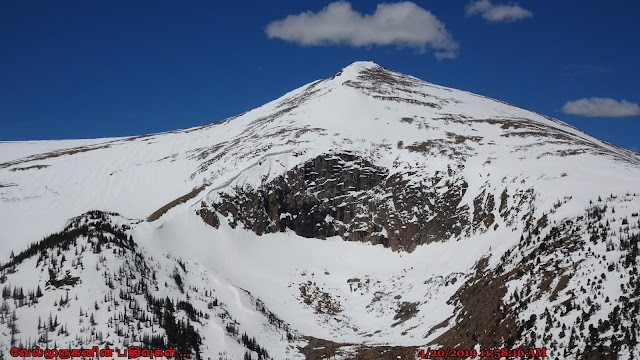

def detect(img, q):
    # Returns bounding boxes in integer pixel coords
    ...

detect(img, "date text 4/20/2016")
[418,347,547,359]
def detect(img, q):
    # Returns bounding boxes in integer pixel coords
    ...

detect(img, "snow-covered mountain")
[1,61,639,359]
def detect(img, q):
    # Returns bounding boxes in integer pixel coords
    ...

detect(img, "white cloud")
[465,0,532,23]
[265,1,459,59]
[562,98,640,117]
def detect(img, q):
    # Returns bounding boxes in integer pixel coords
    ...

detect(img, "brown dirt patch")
[9,164,49,171]
[392,301,419,327]
[147,185,207,221]
[299,336,421,360]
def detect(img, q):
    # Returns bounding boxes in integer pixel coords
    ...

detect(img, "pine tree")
[48,312,54,331]
[39,326,49,344]
[9,309,19,347]
[0,300,9,323]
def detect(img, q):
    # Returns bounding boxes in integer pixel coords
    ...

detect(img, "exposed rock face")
[199,153,473,251]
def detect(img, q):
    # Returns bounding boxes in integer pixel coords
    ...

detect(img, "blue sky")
[1,1,639,151]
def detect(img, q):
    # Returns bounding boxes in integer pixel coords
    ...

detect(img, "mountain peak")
[342,60,380,70]
[2,61,640,360]
[332,60,382,79]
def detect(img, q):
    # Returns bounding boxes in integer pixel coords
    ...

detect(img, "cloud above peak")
[265,1,459,60]
[466,0,532,23]
[562,98,640,117]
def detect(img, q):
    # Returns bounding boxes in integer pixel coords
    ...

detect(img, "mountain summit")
[1,62,639,359]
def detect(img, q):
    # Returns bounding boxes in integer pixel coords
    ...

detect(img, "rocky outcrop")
[199,153,472,251]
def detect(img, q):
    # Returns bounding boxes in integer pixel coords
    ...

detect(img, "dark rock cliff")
[197,153,488,251]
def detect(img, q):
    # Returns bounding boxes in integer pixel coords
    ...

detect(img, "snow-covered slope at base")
[3,197,638,359]
[135,208,520,345]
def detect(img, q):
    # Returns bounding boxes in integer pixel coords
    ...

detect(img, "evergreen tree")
[48,312,54,332]
[9,309,19,347]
